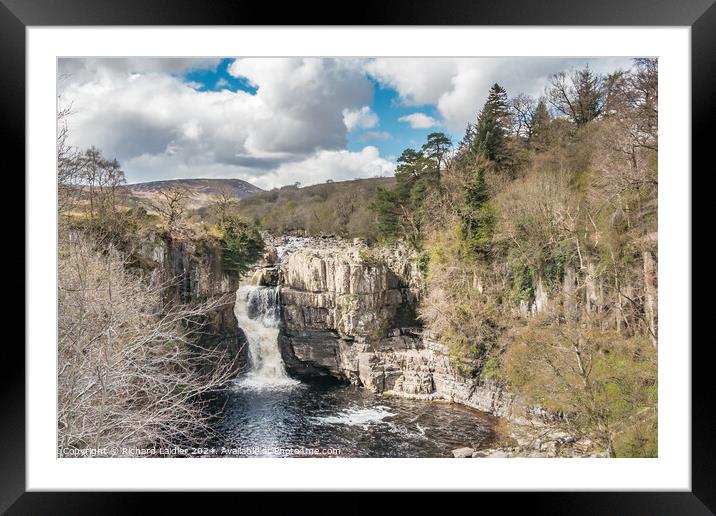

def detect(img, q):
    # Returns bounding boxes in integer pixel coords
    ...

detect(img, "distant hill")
[126,178,263,208]
[124,176,395,238]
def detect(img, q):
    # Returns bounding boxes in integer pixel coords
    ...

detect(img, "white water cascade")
[233,284,300,389]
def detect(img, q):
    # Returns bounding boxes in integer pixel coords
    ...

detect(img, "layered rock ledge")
[272,237,514,418]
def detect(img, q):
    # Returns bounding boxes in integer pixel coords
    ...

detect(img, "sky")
[57,57,634,190]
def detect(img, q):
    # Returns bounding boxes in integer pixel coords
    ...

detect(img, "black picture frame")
[5,0,709,511]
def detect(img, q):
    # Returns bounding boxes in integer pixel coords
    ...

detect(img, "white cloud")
[366,57,636,132]
[59,57,374,183]
[359,131,392,141]
[261,146,395,189]
[59,58,220,84]
[123,146,395,190]
[398,112,439,129]
[58,57,635,188]
[342,106,379,131]
[364,58,459,106]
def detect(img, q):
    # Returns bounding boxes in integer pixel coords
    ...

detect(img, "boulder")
[452,447,475,458]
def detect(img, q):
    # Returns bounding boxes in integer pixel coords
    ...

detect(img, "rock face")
[137,235,248,374]
[276,238,513,417]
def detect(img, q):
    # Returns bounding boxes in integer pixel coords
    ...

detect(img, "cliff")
[135,234,248,373]
[273,238,514,417]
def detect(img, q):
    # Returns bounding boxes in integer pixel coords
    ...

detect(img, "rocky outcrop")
[275,237,514,417]
[280,242,419,335]
[275,239,418,379]
[467,424,609,458]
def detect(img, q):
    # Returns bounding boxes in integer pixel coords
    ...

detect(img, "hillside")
[234,176,396,240]
[126,178,263,208]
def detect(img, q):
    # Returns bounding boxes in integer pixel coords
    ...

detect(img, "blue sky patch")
[58,57,637,187]
[183,58,257,94]
[346,78,464,160]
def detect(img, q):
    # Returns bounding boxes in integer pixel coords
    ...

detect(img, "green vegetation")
[218,216,265,277]
[471,83,510,165]
[369,60,658,457]
[503,309,657,457]
[458,164,496,258]
[371,133,451,247]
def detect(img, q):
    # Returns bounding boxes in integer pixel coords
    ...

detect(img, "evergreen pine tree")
[458,122,476,152]
[370,137,448,247]
[573,66,603,124]
[546,66,608,126]
[421,132,452,185]
[371,187,401,240]
[472,83,510,164]
[371,148,430,245]
[219,217,265,277]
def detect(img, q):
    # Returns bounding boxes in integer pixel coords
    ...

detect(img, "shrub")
[503,304,657,457]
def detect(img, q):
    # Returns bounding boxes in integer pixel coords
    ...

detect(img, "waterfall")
[234,284,299,389]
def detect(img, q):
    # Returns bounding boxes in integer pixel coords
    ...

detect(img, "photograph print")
[57,56,658,459]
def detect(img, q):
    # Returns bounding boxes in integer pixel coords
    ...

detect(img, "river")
[206,283,498,458]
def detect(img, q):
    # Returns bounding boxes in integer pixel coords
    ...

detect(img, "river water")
[208,283,498,458]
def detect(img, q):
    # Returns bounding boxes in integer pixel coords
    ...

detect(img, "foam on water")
[312,405,395,427]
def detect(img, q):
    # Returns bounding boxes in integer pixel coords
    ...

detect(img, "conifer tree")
[421,132,452,185]
[371,137,448,246]
[529,99,552,150]
[458,122,476,152]
[371,148,425,244]
[459,164,495,258]
[219,216,265,277]
[472,83,510,164]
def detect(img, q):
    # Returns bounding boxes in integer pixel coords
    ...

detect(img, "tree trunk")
[642,250,658,347]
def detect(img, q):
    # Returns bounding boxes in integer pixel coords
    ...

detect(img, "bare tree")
[58,105,132,248]
[546,66,619,126]
[57,234,236,455]
[57,99,84,216]
[56,104,237,457]
[509,94,538,138]
[151,185,192,234]
[209,185,238,226]
[598,58,658,168]
[78,147,127,221]
[625,58,658,150]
